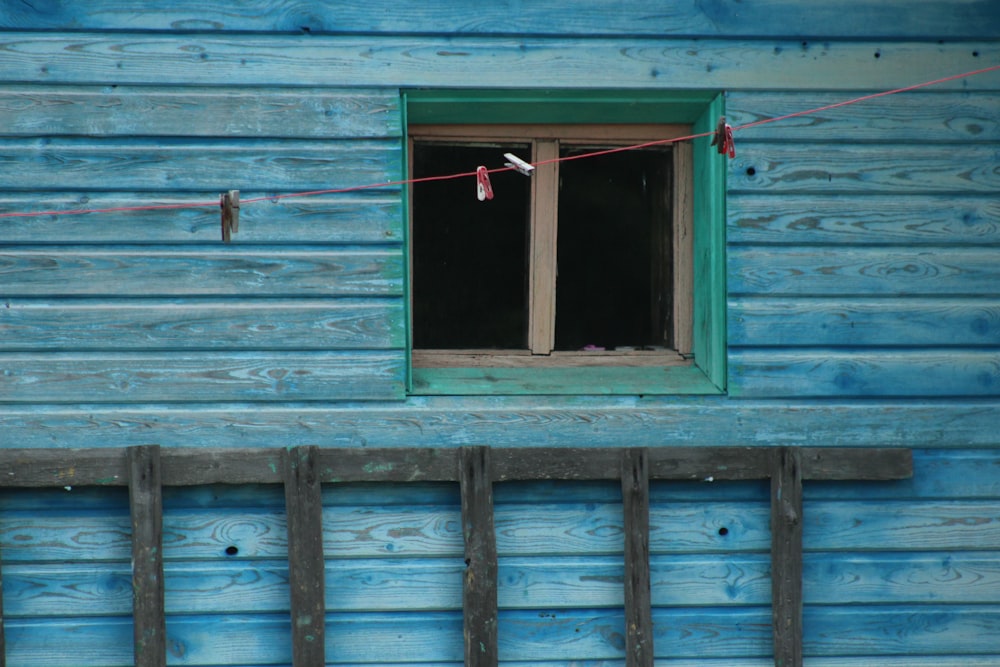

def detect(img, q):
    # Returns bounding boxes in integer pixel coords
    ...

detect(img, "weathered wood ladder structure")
[0,445,912,667]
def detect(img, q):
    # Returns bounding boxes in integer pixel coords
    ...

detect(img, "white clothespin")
[476,166,494,201]
[503,152,535,175]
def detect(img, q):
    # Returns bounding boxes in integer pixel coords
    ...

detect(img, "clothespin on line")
[220,189,239,242]
[710,116,736,159]
[476,166,494,201]
[503,152,535,175]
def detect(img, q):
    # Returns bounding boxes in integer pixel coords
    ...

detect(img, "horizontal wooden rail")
[0,445,912,667]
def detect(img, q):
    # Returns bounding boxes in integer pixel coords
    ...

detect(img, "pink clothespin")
[476,166,494,201]
[710,116,736,159]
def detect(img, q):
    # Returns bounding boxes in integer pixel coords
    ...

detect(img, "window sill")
[409,364,724,396]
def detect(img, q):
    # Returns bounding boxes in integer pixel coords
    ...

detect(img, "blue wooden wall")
[0,1,998,665]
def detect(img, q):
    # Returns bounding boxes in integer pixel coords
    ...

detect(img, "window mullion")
[528,139,559,355]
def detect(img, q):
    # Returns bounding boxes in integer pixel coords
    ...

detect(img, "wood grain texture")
[7,550,1000,618]
[0,138,399,193]
[6,497,995,565]
[0,194,403,244]
[728,247,999,296]
[771,448,803,667]
[727,92,1000,142]
[730,144,1000,195]
[621,448,653,667]
[729,297,1000,347]
[126,445,166,667]
[0,34,994,91]
[2,0,998,37]
[459,446,498,667]
[5,609,1000,665]
[0,400,997,449]
[0,85,400,138]
[0,248,403,297]
[0,351,406,402]
[727,195,1000,246]
[283,446,326,667]
[0,299,405,351]
[729,349,1000,398]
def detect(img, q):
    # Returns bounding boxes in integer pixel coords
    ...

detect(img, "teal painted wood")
[0,34,994,90]
[11,497,1000,564]
[0,298,404,351]
[7,550,1000,618]
[0,195,403,244]
[728,247,999,296]
[729,349,1000,398]
[2,0,998,38]
[0,248,403,297]
[730,144,1000,195]
[729,298,1000,347]
[728,195,1000,246]
[0,138,400,192]
[0,85,401,138]
[0,399,998,449]
[0,351,406,402]
[8,606,1000,667]
[727,92,1000,142]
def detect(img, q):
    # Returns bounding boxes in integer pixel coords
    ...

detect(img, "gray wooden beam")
[460,446,498,667]
[127,444,166,667]
[283,446,326,667]
[771,447,804,667]
[622,448,654,667]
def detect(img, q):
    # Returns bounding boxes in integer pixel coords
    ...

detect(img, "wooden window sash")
[409,124,692,367]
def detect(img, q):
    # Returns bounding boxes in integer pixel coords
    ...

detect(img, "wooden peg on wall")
[220,189,240,242]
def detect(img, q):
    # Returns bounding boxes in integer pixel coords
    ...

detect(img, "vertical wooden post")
[621,448,653,667]
[460,446,498,667]
[771,447,804,667]
[0,520,6,667]
[283,445,326,667]
[127,445,166,667]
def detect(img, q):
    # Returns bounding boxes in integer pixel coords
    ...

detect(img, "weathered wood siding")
[0,1,998,665]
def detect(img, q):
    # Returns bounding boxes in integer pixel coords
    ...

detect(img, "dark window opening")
[411,142,531,350]
[554,146,672,351]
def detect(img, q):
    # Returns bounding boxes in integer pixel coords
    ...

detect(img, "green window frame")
[403,90,726,395]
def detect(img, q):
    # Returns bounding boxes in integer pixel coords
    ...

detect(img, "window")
[404,91,726,395]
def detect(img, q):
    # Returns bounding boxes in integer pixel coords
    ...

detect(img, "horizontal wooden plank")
[0,449,127,487]
[2,0,998,38]
[0,85,400,138]
[0,248,403,297]
[5,550,1000,618]
[0,351,406,402]
[0,399,996,449]
[0,298,404,351]
[807,449,1000,501]
[318,448,460,483]
[729,297,1000,347]
[730,349,1000,398]
[6,606,1000,664]
[0,34,996,90]
[0,444,970,498]
[411,365,723,396]
[728,92,1000,142]
[0,138,400,192]
[491,448,780,481]
[728,247,999,296]
[730,144,1000,195]
[0,0,1000,39]
[727,194,1000,245]
[0,194,403,244]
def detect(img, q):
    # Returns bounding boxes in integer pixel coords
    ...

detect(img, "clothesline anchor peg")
[220,189,240,243]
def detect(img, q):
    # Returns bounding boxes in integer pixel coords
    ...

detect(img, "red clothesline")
[1,62,998,221]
